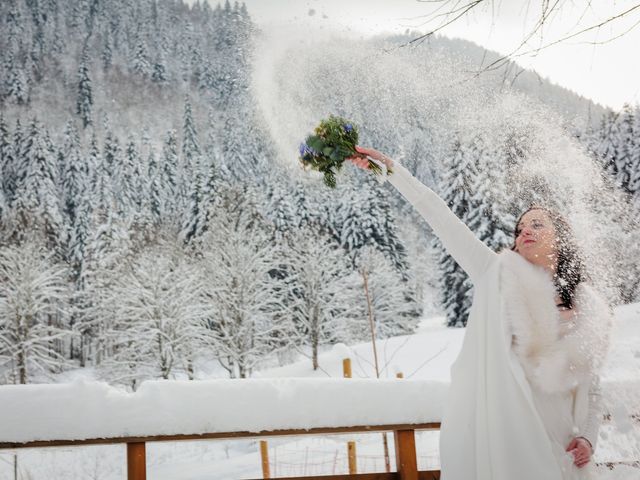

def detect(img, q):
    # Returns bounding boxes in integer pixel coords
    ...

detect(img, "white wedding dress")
[386,162,612,480]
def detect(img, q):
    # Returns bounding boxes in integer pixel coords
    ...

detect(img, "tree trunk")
[362,268,380,378]
[311,305,319,371]
[18,348,26,384]
[187,358,194,380]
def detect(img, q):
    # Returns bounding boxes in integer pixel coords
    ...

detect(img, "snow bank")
[0,378,447,444]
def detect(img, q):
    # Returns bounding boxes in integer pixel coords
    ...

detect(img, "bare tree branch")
[392,1,640,76]
[478,3,640,74]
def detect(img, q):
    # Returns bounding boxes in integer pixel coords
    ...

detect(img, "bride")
[349,146,613,480]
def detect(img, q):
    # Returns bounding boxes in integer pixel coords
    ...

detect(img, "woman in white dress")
[349,146,613,480]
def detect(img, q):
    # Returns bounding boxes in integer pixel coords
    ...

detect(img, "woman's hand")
[348,146,395,170]
[565,437,593,468]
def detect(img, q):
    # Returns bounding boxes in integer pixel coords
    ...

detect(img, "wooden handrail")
[0,423,443,480]
[0,422,442,450]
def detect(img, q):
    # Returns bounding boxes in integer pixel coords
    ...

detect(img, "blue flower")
[299,143,317,157]
[344,124,353,133]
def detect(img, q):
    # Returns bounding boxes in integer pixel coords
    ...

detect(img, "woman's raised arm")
[351,146,496,284]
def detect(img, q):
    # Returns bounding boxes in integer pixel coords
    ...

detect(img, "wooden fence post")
[347,441,357,474]
[127,442,146,480]
[260,440,270,479]
[394,429,418,480]
[342,358,352,378]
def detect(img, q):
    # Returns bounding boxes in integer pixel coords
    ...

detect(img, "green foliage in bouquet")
[299,116,387,188]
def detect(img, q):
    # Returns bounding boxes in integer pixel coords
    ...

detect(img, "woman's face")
[513,209,559,268]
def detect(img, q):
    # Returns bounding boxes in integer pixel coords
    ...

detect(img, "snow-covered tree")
[335,175,409,277]
[101,27,113,71]
[268,185,297,242]
[131,26,151,77]
[435,139,477,327]
[91,133,114,222]
[198,187,286,378]
[59,120,84,227]
[281,227,357,370]
[630,106,640,215]
[159,129,179,219]
[466,135,515,252]
[98,238,208,388]
[181,96,201,191]
[345,247,420,345]
[0,240,71,384]
[77,218,133,366]
[0,115,16,204]
[76,46,93,128]
[11,118,65,251]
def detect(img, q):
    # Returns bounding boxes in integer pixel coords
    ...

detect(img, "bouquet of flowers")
[298,116,392,188]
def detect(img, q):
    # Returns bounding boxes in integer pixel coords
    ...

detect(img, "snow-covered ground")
[1,304,638,479]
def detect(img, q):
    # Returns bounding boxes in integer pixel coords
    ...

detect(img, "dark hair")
[511,205,588,309]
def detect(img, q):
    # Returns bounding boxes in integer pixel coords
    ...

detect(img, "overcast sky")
[234,0,640,110]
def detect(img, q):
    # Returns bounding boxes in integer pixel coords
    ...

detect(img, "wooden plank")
[418,471,441,480]
[248,474,399,480]
[394,430,418,480]
[245,472,440,480]
[127,442,146,480]
[260,440,270,479]
[0,423,442,449]
[348,441,357,474]
[343,358,352,378]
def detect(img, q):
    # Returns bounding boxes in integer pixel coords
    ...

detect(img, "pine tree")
[12,118,65,251]
[269,185,296,243]
[76,46,93,128]
[180,169,205,243]
[0,115,16,203]
[629,105,640,215]
[182,97,201,177]
[336,175,409,277]
[67,130,96,281]
[92,133,114,222]
[160,129,179,219]
[292,182,314,228]
[466,135,514,252]
[616,104,635,193]
[6,57,30,105]
[435,139,477,327]
[151,51,168,83]
[4,21,30,105]
[132,25,151,77]
[101,28,113,72]
[59,120,83,226]
[148,146,163,224]
[8,120,25,203]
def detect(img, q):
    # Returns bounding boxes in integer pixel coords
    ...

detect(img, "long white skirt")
[531,387,595,479]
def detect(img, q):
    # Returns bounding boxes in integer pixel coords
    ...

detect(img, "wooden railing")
[0,422,442,480]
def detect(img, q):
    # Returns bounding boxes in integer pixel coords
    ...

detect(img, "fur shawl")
[498,249,613,394]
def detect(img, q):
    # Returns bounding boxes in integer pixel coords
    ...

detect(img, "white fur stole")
[498,249,613,394]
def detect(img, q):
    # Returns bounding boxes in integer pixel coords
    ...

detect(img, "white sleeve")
[387,162,496,283]
[578,375,604,451]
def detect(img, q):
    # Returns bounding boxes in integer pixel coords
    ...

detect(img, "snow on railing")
[0,378,447,445]
[0,378,446,480]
